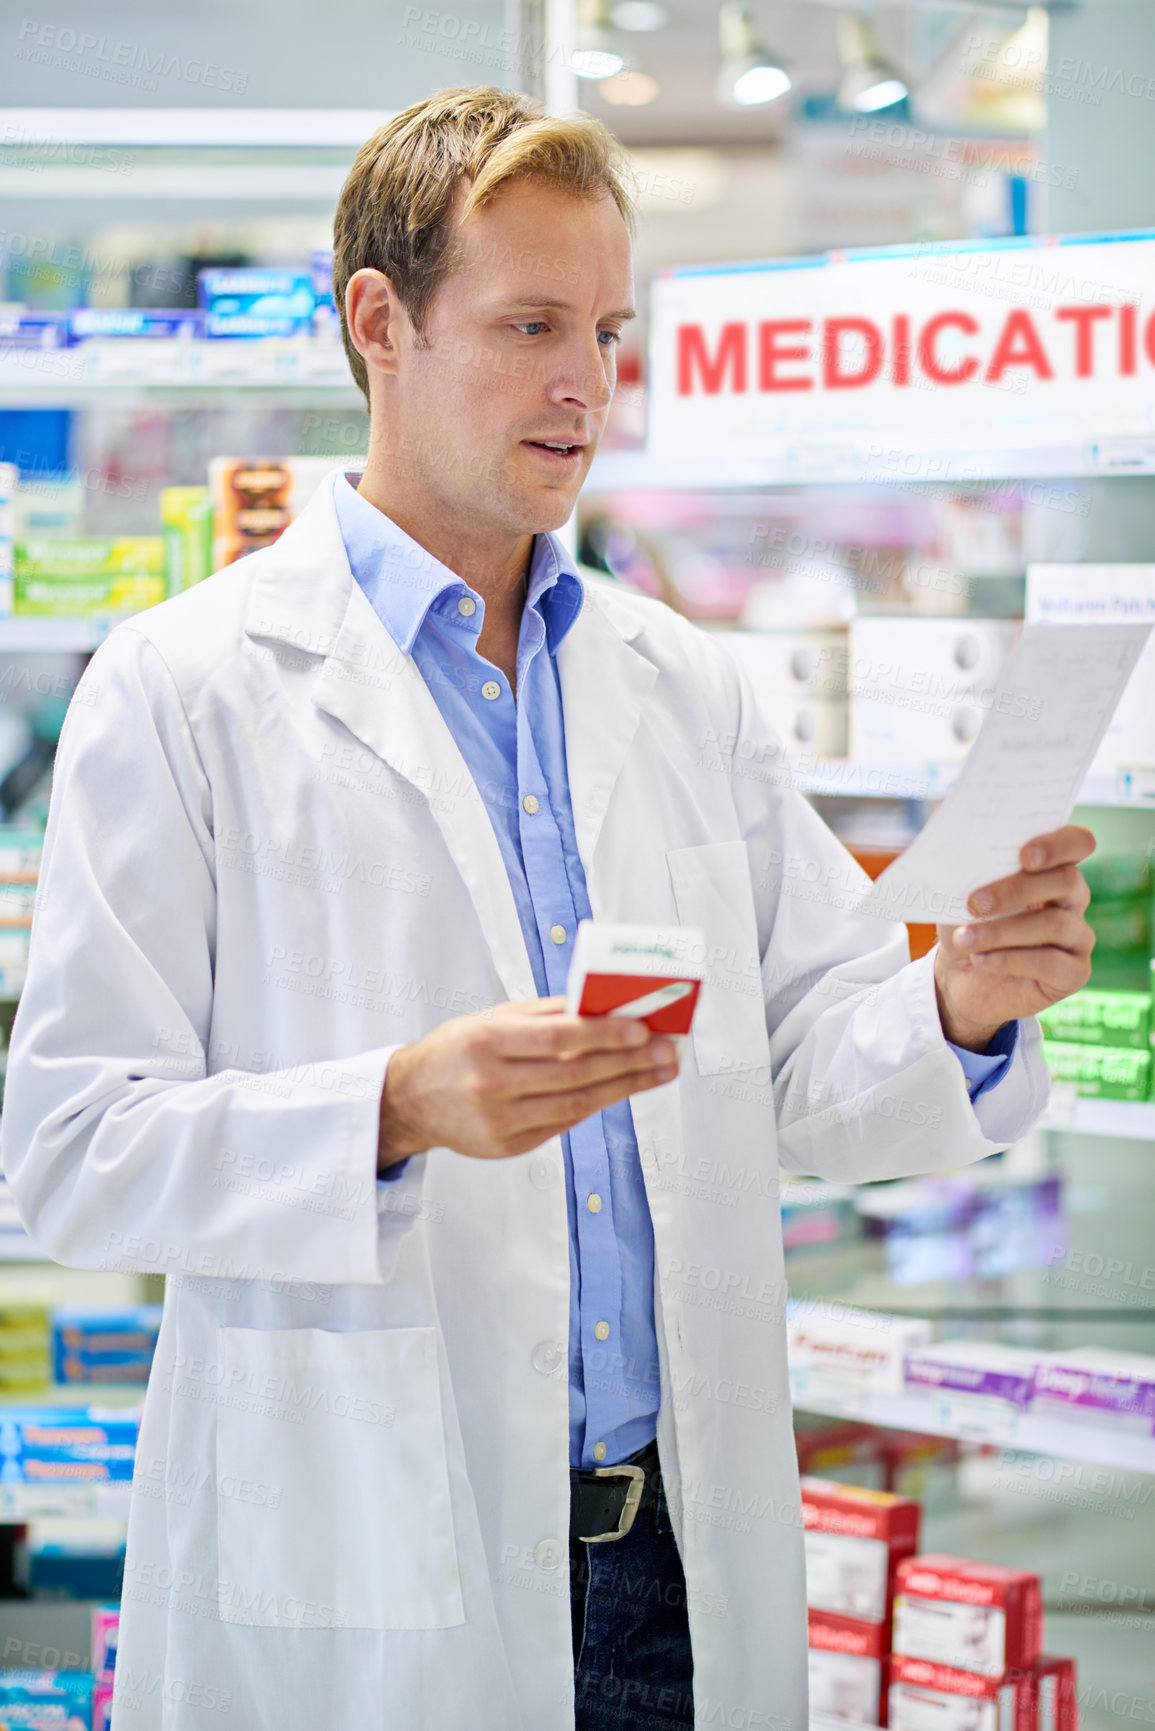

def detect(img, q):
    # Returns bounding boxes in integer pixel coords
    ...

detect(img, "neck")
[355,449,533,641]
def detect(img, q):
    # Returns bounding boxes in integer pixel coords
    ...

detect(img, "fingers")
[954,905,1094,960]
[484,1007,656,1061]
[1017,824,1096,872]
[957,943,1091,994]
[490,1041,679,1103]
[967,862,1089,920]
[506,1059,680,1145]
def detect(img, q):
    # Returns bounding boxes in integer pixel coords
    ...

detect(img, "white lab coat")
[2,470,1049,1730]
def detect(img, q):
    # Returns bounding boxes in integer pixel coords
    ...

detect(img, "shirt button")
[531,1340,564,1375]
[593,1441,607,1462]
[550,924,567,945]
[522,794,540,815]
[482,680,501,701]
[587,1193,602,1214]
[529,1155,558,1189]
[457,596,476,616]
[534,1538,563,1572]
[594,1320,610,1342]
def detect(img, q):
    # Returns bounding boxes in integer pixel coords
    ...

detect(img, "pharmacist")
[3,89,1093,1731]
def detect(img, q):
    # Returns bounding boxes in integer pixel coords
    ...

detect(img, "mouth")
[521,437,587,467]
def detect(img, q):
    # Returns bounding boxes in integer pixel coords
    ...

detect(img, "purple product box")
[0,311,67,349]
[1031,1351,1155,1433]
[904,1350,1036,1409]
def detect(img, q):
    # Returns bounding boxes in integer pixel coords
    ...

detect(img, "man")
[3,88,1092,1731]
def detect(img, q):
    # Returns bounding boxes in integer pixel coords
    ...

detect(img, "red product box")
[889,1653,1036,1731]
[880,1430,961,1501]
[893,1556,1043,1676]
[1035,1655,1078,1731]
[809,1609,891,1725]
[796,1419,887,1490]
[802,1478,921,1624]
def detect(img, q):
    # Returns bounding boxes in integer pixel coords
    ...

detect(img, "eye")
[598,329,622,346]
[513,321,550,336]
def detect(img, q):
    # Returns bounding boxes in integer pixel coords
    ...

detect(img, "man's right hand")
[377,996,680,1170]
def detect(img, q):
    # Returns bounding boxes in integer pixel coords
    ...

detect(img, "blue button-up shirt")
[334,472,1016,1469]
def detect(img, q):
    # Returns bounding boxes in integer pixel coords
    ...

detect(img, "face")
[357,178,634,543]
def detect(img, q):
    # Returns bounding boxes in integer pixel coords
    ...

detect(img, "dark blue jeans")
[571,1471,695,1730]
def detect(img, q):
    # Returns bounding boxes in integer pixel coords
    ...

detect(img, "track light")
[836,12,908,114]
[716,4,792,109]
[571,0,627,80]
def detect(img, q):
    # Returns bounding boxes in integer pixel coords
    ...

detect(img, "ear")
[345,268,409,381]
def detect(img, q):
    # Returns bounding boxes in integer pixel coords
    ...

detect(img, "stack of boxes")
[159,486,214,594]
[0,1307,52,1395]
[849,618,1019,764]
[890,1557,1075,1731]
[0,460,15,617]
[0,1669,92,1729]
[12,537,166,617]
[804,1479,921,1724]
[0,824,40,1008]
[92,1607,118,1731]
[714,628,850,757]
[0,1408,139,1488]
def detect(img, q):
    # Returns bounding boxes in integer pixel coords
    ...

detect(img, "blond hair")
[333,86,636,405]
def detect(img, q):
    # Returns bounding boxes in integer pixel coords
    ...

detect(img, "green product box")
[1043,1041,1151,1102]
[1038,989,1151,1050]
[14,572,166,616]
[160,486,214,595]
[1082,852,1151,902]
[1087,895,1150,956]
[15,536,165,577]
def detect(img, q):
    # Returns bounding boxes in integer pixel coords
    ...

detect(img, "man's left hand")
[933,824,1096,1053]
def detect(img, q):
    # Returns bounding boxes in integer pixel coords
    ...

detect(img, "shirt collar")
[333,470,583,656]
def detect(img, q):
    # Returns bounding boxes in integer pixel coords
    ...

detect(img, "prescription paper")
[856,623,1152,926]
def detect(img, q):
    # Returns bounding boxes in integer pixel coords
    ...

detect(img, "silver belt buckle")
[580,1462,646,1544]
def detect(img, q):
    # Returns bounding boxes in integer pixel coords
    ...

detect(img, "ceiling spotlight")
[836,12,907,114]
[716,3,792,109]
[571,0,627,80]
[610,0,668,30]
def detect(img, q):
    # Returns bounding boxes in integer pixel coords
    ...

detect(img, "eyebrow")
[502,299,637,321]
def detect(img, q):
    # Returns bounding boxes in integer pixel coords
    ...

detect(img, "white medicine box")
[715,629,849,757]
[850,618,1020,763]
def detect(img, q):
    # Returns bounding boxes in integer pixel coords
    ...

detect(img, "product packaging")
[781,1180,861,1254]
[0,311,67,349]
[311,247,340,339]
[53,1307,162,1385]
[1037,988,1150,1050]
[0,828,42,879]
[209,456,333,568]
[198,268,316,338]
[801,1478,920,1623]
[0,459,15,617]
[893,1556,1043,1676]
[14,537,166,617]
[902,1342,1037,1411]
[808,1609,889,1725]
[159,485,214,593]
[715,628,850,757]
[795,1419,887,1490]
[0,1409,140,1484]
[92,1604,119,1678]
[888,1654,1035,1731]
[786,1303,933,1395]
[849,618,1019,763]
[67,308,204,342]
[0,1308,52,1393]
[1034,1655,1077,1731]
[18,1527,124,1600]
[564,922,705,1040]
[1030,1347,1155,1433]
[93,1680,114,1731]
[0,1669,93,1730]
[1041,1041,1150,1102]
[880,1432,961,1509]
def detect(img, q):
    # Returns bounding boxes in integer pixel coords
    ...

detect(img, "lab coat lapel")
[557,584,660,896]
[243,475,537,1005]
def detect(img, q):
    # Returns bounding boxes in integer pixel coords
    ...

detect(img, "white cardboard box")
[849,618,1019,762]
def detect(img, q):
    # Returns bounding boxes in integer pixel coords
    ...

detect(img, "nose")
[546,332,615,416]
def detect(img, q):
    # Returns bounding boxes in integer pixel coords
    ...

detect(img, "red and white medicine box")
[809,1609,890,1725]
[889,1654,1036,1731]
[893,1556,1042,1677]
[801,1479,921,1623]
[565,922,705,1037]
[1035,1656,1077,1731]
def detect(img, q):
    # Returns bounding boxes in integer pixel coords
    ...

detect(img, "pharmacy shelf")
[1039,1095,1155,1139]
[0,618,109,652]
[0,1386,144,1411]
[789,1367,1155,1476]
[0,1481,131,1521]
[791,757,1150,809]
[586,442,1155,490]
[0,340,359,402]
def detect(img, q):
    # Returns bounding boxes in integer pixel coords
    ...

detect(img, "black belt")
[570,1437,662,1544]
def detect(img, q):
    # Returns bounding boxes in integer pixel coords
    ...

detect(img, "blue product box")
[197,268,315,337]
[53,1307,161,1383]
[0,1669,93,1729]
[0,313,67,350]
[67,308,204,342]
[0,1409,140,1481]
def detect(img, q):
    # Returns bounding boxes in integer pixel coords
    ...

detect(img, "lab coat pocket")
[216,1325,464,1632]
[667,839,770,1078]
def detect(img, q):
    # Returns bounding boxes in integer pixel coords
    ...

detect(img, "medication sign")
[648,229,1155,481]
